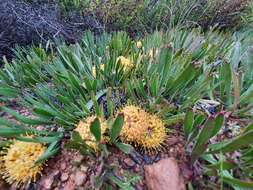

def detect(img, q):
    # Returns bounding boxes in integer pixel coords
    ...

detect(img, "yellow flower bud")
[136,41,142,49]
[117,56,134,70]
[92,64,105,77]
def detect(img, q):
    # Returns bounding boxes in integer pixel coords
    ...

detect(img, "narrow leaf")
[184,109,194,137]
[90,118,101,142]
[110,114,124,143]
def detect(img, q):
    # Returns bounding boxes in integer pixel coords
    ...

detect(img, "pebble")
[38,170,60,190]
[135,183,143,190]
[64,174,75,190]
[60,162,67,170]
[43,178,54,189]
[123,158,136,168]
[73,155,84,163]
[75,171,87,186]
[134,165,141,173]
[80,165,88,172]
[61,173,69,182]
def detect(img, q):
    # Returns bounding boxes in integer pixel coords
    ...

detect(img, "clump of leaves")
[184,109,253,189]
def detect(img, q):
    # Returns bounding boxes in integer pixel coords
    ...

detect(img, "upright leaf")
[90,118,101,142]
[110,114,124,143]
[184,109,194,138]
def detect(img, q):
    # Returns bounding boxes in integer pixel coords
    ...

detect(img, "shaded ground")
[0,0,103,61]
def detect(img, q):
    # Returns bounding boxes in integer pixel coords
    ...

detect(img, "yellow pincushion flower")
[136,41,142,49]
[0,140,46,187]
[119,105,166,152]
[119,105,147,142]
[92,64,105,77]
[117,56,134,70]
[138,114,166,151]
[75,116,107,150]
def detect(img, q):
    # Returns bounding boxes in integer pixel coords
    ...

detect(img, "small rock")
[75,171,87,186]
[80,165,88,172]
[43,178,54,190]
[134,165,141,173]
[52,180,59,188]
[135,183,143,190]
[39,170,60,190]
[181,162,193,181]
[61,173,69,182]
[73,155,84,163]
[123,158,135,168]
[144,158,185,190]
[60,162,67,170]
[167,137,179,146]
[64,174,75,190]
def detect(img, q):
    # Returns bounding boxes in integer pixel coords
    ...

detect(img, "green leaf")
[0,86,19,98]
[244,123,253,133]
[36,141,60,164]
[110,114,124,143]
[223,176,253,189]
[206,160,237,170]
[90,118,101,142]
[107,174,135,190]
[16,135,63,144]
[191,114,224,162]
[164,113,185,126]
[1,107,53,125]
[72,131,84,143]
[0,117,17,127]
[208,130,253,154]
[240,84,253,105]
[219,62,232,104]
[0,127,27,137]
[0,140,11,148]
[115,142,134,154]
[184,109,194,137]
[211,114,224,137]
[191,117,215,163]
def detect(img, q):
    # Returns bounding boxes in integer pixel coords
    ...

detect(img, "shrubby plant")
[0,28,252,189]
[59,0,251,33]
